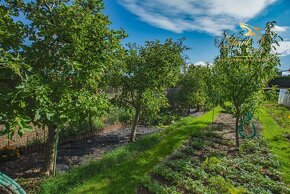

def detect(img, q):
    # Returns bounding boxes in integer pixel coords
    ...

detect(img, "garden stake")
[53,128,60,176]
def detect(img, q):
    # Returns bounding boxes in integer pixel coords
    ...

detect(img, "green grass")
[40,108,221,194]
[263,103,290,128]
[257,103,290,184]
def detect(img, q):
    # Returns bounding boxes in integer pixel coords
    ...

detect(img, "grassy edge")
[257,105,290,184]
[40,108,221,194]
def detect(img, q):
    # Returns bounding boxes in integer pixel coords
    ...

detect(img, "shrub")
[117,108,133,125]
[92,117,104,130]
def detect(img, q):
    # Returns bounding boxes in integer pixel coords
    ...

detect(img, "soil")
[0,126,161,193]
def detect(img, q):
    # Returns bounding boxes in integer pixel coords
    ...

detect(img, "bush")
[60,117,104,138]
[103,107,133,125]
[92,117,104,130]
[117,108,133,125]
[146,112,181,126]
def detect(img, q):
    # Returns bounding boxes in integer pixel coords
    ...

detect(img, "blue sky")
[104,0,290,71]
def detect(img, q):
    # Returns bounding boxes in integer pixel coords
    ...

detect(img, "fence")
[278,89,290,107]
[0,123,123,162]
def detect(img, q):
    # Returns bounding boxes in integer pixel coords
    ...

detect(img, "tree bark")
[235,116,240,148]
[130,107,141,142]
[186,108,190,116]
[43,125,57,176]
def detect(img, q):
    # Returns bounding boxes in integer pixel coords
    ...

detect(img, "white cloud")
[194,61,212,66]
[118,0,277,35]
[273,25,288,32]
[274,41,290,56]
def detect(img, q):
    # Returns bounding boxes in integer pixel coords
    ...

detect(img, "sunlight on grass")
[41,108,221,194]
[258,104,290,184]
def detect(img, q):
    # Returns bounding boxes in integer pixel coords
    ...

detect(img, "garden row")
[141,111,289,193]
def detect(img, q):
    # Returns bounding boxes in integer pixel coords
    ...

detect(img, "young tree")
[213,22,282,147]
[0,0,125,176]
[117,39,187,142]
[176,64,211,115]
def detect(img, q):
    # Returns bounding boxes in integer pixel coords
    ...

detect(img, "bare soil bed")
[0,126,161,193]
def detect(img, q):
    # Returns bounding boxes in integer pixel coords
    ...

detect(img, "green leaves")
[0,115,33,138]
[212,22,282,117]
[117,39,186,121]
[0,0,124,138]
[176,65,211,112]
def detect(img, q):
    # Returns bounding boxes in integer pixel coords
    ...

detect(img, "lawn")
[257,103,290,184]
[40,108,221,194]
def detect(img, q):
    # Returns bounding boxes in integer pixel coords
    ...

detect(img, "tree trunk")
[130,107,141,142]
[235,116,240,148]
[186,108,190,116]
[43,125,57,176]
[196,106,200,112]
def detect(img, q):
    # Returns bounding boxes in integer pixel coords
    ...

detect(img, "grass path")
[257,105,290,184]
[41,108,221,194]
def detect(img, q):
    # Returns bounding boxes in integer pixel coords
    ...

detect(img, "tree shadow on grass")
[41,109,221,194]
[72,122,210,194]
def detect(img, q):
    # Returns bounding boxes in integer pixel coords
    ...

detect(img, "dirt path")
[0,126,161,180]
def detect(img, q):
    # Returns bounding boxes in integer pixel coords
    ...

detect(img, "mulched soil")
[0,126,161,193]
[1,126,161,178]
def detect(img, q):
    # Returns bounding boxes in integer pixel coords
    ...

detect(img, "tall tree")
[0,0,125,176]
[0,3,30,138]
[213,22,282,147]
[176,64,211,115]
[117,39,187,142]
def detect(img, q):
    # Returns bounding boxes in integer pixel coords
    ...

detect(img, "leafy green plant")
[92,117,105,130]
[115,39,187,141]
[176,64,211,114]
[117,108,133,125]
[0,0,126,176]
[212,22,282,147]
[202,156,221,171]
[141,134,289,194]
[147,112,181,126]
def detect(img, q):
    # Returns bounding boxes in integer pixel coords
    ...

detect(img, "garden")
[0,1,289,194]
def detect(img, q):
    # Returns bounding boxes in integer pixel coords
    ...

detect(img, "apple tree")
[213,22,282,147]
[116,39,187,141]
[0,0,125,176]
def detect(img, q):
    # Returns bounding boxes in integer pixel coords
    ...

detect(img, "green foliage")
[60,116,104,138]
[40,108,220,193]
[142,137,289,194]
[212,22,282,146]
[92,117,105,130]
[145,111,181,126]
[213,22,281,118]
[141,176,180,194]
[117,108,133,125]
[202,156,221,171]
[115,39,187,140]
[0,3,32,138]
[263,103,290,128]
[0,0,126,137]
[265,86,279,102]
[103,107,134,125]
[258,104,290,183]
[176,64,211,113]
